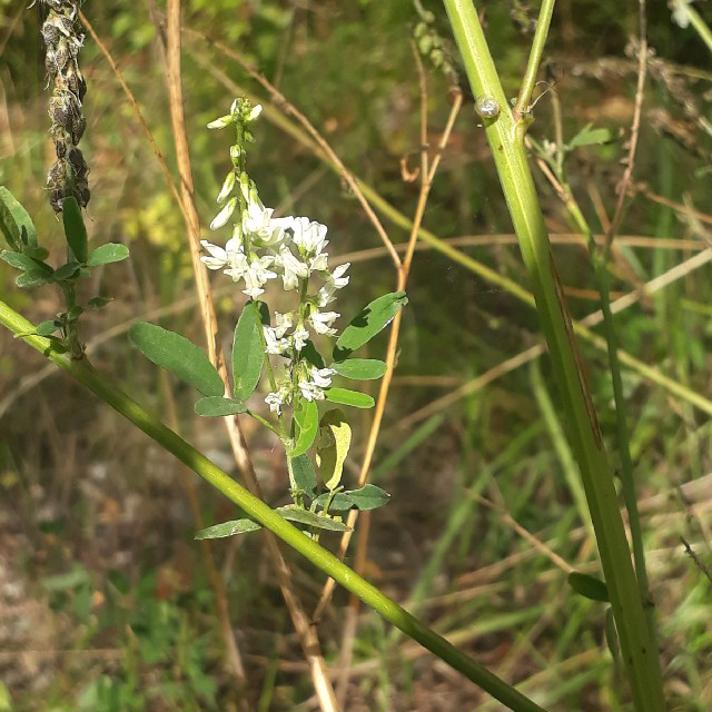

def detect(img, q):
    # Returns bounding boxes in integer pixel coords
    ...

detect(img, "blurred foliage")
[1,0,712,710]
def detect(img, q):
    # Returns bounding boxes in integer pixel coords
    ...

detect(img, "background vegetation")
[1,1,711,710]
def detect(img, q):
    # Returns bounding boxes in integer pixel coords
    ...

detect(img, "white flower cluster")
[201,99,351,416]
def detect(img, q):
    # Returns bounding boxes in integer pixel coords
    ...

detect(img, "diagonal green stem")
[442,2,665,711]
[0,298,548,712]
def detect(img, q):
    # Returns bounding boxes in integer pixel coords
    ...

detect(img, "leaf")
[194,396,247,417]
[0,249,49,273]
[567,571,609,602]
[36,320,61,336]
[62,196,88,263]
[88,296,113,309]
[290,454,317,495]
[344,484,391,510]
[314,484,391,512]
[232,301,264,401]
[0,186,37,250]
[87,243,129,267]
[567,123,613,149]
[276,506,350,532]
[334,291,407,359]
[195,518,261,540]
[332,358,387,380]
[325,387,375,409]
[316,409,351,490]
[301,340,326,369]
[129,321,224,397]
[16,270,50,288]
[52,261,81,282]
[291,398,319,457]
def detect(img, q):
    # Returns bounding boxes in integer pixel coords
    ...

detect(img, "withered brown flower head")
[40,0,90,212]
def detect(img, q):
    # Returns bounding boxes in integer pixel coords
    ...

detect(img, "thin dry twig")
[605,0,648,249]
[313,74,464,624]
[157,4,339,709]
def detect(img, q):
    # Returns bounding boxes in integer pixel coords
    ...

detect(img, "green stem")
[0,298,548,712]
[681,3,712,53]
[514,0,556,118]
[442,2,665,711]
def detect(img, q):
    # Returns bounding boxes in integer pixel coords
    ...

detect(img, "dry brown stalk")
[157,3,339,709]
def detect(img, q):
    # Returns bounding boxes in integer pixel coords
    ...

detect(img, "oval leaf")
[195,518,262,540]
[344,484,391,511]
[0,250,51,273]
[232,301,265,401]
[194,396,247,417]
[289,454,317,495]
[316,409,352,490]
[129,321,224,397]
[334,291,407,359]
[62,196,88,263]
[87,243,129,267]
[276,506,350,532]
[325,387,375,409]
[313,492,355,512]
[16,270,50,288]
[567,571,609,602]
[291,398,319,457]
[333,358,387,380]
[0,187,37,250]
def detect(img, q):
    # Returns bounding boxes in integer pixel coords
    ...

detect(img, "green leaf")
[195,518,261,539]
[325,387,375,409]
[276,506,350,532]
[62,196,88,263]
[291,398,319,457]
[194,396,247,417]
[567,123,613,150]
[567,571,609,602]
[344,484,391,510]
[0,249,49,273]
[301,340,326,369]
[87,243,129,267]
[88,296,113,309]
[316,409,351,489]
[232,301,264,401]
[290,454,317,495]
[334,291,407,359]
[129,321,224,397]
[52,261,81,282]
[0,186,37,250]
[314,484,391,512]
[23,246,49,260]
[16,270,50,288]
[36,320,61,336]
[333,358,387,380]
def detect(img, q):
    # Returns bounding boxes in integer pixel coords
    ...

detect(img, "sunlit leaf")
[291,397,319,457]
[333,358,387,380]
[0,186,37,250]
[316,409,351,490]
[129,321,224,396]
[325,387,374,409]
[87,243,129,267]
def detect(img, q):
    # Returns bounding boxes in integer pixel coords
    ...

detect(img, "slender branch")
[442,2,665,710]
[514,0,557,118]
[0,300,548,712]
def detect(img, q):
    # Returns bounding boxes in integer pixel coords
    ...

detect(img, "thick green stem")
[442,2,665,711]
[0,298,547,712]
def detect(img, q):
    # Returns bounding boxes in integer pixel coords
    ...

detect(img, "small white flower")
[265,391,285,414]
[298,366,335,401]
[290,217,329,256]
[309,309,339,336]
[264,326,290,355]
[671,0,691,28]
[216,171,236,204]
[210,197,238,230]
[277,246,309,291]
[200,237,243,271]
[292,325,309,351]
[242,255,277,299]
[247,104,263,122]
[273,311,294,338]
[207,114,233,129]
[242,201,283,246]
[318,263,350,306]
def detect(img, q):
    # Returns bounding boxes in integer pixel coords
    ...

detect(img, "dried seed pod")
[40,0,89,212]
